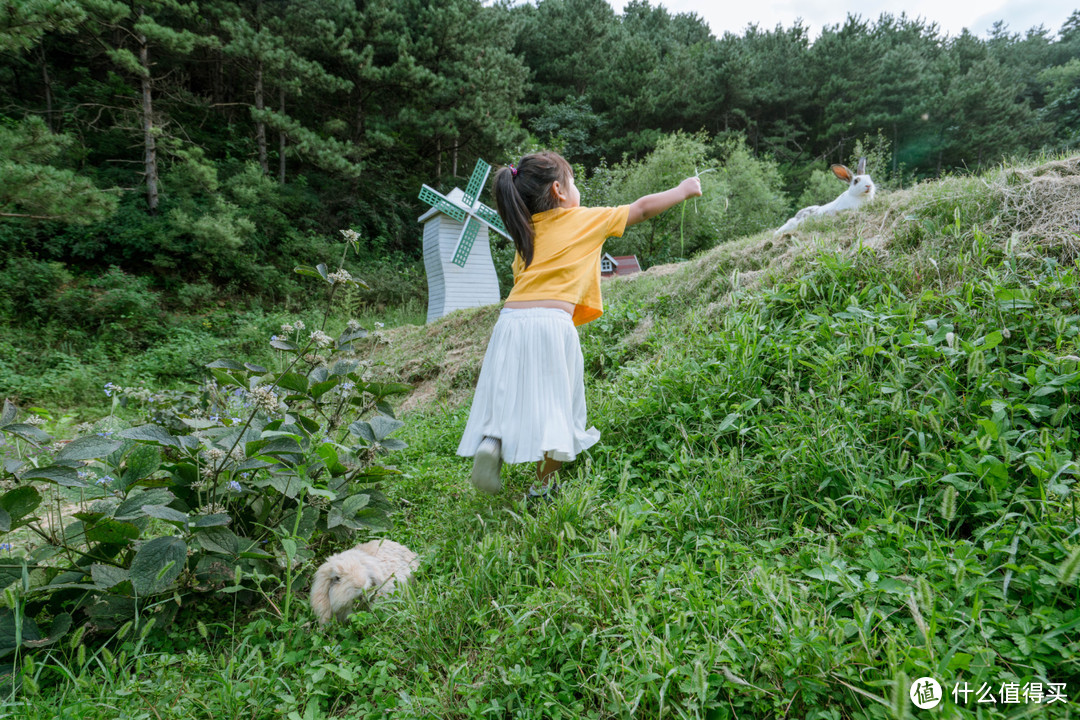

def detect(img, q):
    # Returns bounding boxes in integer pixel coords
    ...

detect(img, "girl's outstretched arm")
[626,177,702,227]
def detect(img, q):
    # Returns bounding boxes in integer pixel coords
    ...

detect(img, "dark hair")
[492,151,573,268]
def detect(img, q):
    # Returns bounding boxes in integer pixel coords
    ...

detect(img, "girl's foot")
[471,436,502,494]
[526,480,560,504]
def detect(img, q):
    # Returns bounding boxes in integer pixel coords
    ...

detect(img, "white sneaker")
[471,437,502,494]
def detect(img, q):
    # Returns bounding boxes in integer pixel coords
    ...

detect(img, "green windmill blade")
[451,217,481,267]
[461,159,491,209]
[418,184,467,223]
[475,202,510,239]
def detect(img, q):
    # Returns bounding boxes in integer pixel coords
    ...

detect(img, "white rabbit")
[775,158,876,236]
[310,539,419,625]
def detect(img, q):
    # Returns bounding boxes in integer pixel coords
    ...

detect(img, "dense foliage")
[2,0,1078,291]
[3,158,1078,718]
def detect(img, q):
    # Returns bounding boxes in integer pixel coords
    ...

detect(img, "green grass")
[5,157,1080,718]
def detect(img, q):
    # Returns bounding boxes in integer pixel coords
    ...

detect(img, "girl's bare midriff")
[504,299,574,316]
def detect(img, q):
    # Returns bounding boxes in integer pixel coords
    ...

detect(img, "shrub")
[0,241,412,659]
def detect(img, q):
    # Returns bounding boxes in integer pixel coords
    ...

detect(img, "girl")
[457,151,701,499]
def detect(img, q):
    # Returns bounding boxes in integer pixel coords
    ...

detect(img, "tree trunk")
[138,12,159,214]
[452,142,458,177]
[40,49,53,131]
[278,86,286,184]
[436,136,442,178]
[255,59,268,174]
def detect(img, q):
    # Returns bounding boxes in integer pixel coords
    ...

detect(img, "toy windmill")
[418,158,510,323]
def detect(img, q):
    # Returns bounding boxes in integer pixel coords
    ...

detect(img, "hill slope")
[22,157,1080,719]
[366,156,1080,718]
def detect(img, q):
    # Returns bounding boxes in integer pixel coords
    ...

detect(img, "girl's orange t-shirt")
[506,205,630,326]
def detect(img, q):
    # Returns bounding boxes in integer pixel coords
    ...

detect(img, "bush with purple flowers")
[0,239,411,655]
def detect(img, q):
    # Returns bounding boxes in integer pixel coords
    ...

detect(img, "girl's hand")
[680,176,702,199]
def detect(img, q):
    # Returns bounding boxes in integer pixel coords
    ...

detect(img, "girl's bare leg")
[535,454,562,489]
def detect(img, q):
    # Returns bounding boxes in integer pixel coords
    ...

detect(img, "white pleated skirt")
[457,307,600,464]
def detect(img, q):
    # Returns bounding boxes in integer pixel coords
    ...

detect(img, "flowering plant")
[0,230,410,653]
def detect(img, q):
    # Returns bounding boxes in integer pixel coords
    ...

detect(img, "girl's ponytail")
[493,166,535,267]
[492,152,573,269]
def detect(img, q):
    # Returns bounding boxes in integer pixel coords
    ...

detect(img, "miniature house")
[418,160,509,324]
[600,253,642,279]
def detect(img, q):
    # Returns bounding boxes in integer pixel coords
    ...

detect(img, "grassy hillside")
[12,157,1080,718]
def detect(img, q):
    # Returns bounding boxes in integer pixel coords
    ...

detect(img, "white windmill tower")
[418,158,511,324]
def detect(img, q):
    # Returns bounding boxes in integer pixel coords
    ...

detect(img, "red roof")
[601,254,641,278]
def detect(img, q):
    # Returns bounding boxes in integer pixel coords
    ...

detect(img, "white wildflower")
[374,321,384,329]
[294,319,306,331]
[341,228,360,243]
[328,269,353,284]
[347,319,361,332]
[248,385,279,414]
[309,330,333,348]
[281,323,295,334]
[24,415,45,426]
[204,447,226,463]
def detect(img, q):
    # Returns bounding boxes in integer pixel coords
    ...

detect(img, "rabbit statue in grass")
[775,157,876,236]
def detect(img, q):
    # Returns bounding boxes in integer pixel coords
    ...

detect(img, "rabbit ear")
[831,164,853,183]
[856,157,867,175]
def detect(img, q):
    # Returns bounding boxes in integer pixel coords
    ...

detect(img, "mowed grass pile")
[11,158,1080,719]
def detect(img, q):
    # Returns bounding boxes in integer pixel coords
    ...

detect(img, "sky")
[606,0,1078,39]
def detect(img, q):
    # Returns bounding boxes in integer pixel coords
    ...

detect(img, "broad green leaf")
[120,445,162,488]
[119,425,179,448]
[0,400,16,426]
[245,362,268,373]
[195,526,239,556]
[130,537,187,596]
[0,508,8,532]
[310,378,340,400]
[309,367,328,385]
[85,518,141,544]
[2,458,23,475]
[337,329,368,345]
[380,437,408,451]
[270,338,298,351]
[142,505,188,526]
[91,564,130,590]
[181,418,220,430]
[330,359,359,376]
[348,420,375,443]
[0,607,41,659]
[210,368,246,389]
[368,415,404,441]
[192,513,231,528]
[115,489,174,520]
[206,359,247,371]
[980,331,1003,350]
[364,382,412,398]
[20,465,85,487]
[23,613,72,650]
[2,423,51,445]
[341,493,370,517]
[55,435,122,462]
[274,372,308,393]
[0,559,25,591]
[1,486,41,521]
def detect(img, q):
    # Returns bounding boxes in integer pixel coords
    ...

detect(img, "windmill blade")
[461,159,491,209]
[475,202,511,240]
[418,185,467,223]
[451,217,482,267]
